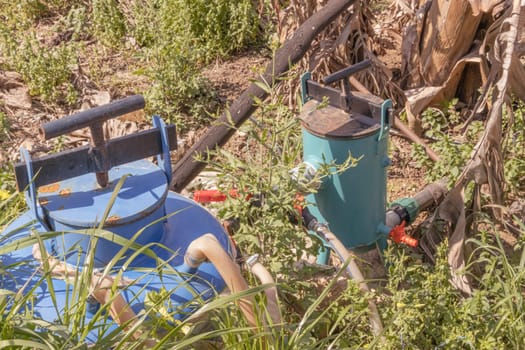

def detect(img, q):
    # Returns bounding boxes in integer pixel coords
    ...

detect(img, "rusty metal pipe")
[89,122,110,187]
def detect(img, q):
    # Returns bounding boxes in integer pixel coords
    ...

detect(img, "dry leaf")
[467,0,506,16]
[0,87,32,109]
[0,71,32,109]
[89,91,111,106]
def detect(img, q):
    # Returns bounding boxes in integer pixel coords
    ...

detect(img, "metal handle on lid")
[39,95,145,187]
[322,60,372,85]
[40,95,145,140]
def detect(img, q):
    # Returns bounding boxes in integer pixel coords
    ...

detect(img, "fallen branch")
[350,76,440,162]
[170,0,357,192]
[393,116,440,162]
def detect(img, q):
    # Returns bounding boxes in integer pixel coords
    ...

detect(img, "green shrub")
[0,0,49,28]
[129,0,260,61]
[502,101,525,195]
[181,0,259,61]
[142,44,220,132]
[205,90,313,276]
[92,0,126,47]
[412,99,525,198]
[0,0,262,128]
[380,232,525,349]
[0,0,86,29]
[411,99,479,186]
[126,0,260,129]
[0,28,78,106]
[51,5,89,42]
[0,111,9,142]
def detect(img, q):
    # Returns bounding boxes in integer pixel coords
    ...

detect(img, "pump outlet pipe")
[33,233,276,336]
[300,207,384,337]
[184,234,282,327]
[386,181,448,229]
[245,254,281,325]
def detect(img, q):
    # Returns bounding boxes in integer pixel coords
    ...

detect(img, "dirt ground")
[1,43,427,207]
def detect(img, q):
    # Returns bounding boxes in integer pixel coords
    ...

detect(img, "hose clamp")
[245,254,259,268]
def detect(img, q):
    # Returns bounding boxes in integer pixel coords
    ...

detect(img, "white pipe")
[33,232,260,335]
[90,274,138,330]
[185,233,257,326]
[317,229,384,337]
[385,209,402,228]
[246,256,281,324]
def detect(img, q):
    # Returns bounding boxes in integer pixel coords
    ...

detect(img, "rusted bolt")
[106,215,120,224]
[38,183,60,193]
[59,188,72,197]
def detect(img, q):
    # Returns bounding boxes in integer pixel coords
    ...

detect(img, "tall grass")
[2,152,525,348]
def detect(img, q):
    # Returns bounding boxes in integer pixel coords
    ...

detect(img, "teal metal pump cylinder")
[299,65,392,251]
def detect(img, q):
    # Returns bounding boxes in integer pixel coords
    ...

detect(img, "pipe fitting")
[389,181,448,225]
[389,197,418,224]
[245,254,281,325]
[290,161,320,192]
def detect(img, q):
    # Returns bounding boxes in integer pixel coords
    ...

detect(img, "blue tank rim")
[0,190,232,342]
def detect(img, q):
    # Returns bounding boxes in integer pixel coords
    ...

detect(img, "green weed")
[0,0,85,29]
[0,29,79,106]
[502,101,525,195]
[180,0,260,61]
[379,233,525,349]
[0,0,262,129]
[92,0,126,47]
[128,0,259,62]
[203,80,316,277]
[0,111,9,142]
[411,99,482,186]
[412,99,525,199]
[142,45,220,132]
[127,0,260,130]
[0,0,49,29]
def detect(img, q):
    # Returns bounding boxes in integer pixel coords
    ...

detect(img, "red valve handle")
[193,189,240,203]
[389,221,418,248]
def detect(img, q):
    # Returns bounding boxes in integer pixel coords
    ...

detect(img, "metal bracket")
[300,72,312,105]
[377,99,392,141]
[14,125,177,191]
[152,115,173,183]
[20,148,51,231]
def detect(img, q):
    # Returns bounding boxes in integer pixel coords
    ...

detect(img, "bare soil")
[1,36,426,208]
[202,51,269,105]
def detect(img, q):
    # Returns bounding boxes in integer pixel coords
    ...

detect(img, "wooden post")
[170,0,357,192]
